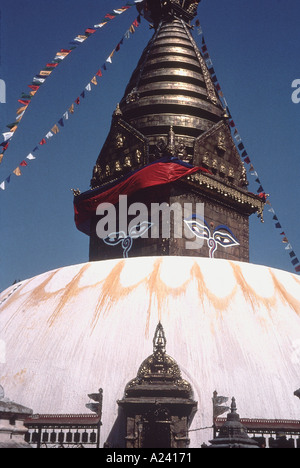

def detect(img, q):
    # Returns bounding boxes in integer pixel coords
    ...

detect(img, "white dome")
[0,256,300,447]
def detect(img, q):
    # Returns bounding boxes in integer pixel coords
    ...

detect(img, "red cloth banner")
[74,160,210,235]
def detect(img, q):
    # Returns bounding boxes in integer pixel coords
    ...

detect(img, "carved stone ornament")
[135,149,142,164]
[240,166,248,187]
[124,322,193,397]
[228,167,233,176]
[113,103,123,117]
[155,127,189,161]
[217,132,227,153]
[212,158,218,170]
[115,133,125,149]
[105,164,111,177]
[114,160,122,172]
[124,156,132,167]
[71,188,81,197]
[202,152,210,166]
[219,164,226,174]
[93,164,101,177]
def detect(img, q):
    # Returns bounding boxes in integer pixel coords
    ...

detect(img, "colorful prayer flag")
[39,70,52,76]
[74,35,88,43]
[13,167,21,176]
[33,77,46,84]
[94,22,108,28]
[26,153,36,160]
[107,50,115,63]
[18,99,30,106]
[16,111,26,121]
[2,132,14,141]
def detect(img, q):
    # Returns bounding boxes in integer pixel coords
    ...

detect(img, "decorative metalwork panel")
[25,424,100,449]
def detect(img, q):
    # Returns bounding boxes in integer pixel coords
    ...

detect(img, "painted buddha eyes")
[191,222,208,237]
[103,222,153,258]
[213,230,239,247]
[185,217,239,258]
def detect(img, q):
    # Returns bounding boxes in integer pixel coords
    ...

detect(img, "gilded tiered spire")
[91,3,225,188]
[119,16,223,160]
[78,0,265,263]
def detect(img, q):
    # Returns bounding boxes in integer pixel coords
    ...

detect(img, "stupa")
[0,0,299,448]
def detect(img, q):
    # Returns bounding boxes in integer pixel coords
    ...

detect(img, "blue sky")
[0,0,300,292]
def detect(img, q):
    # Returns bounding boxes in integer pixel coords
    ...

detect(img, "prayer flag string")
[193,18,300,274]
[0,15,142,193]
[0,2,141,164]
